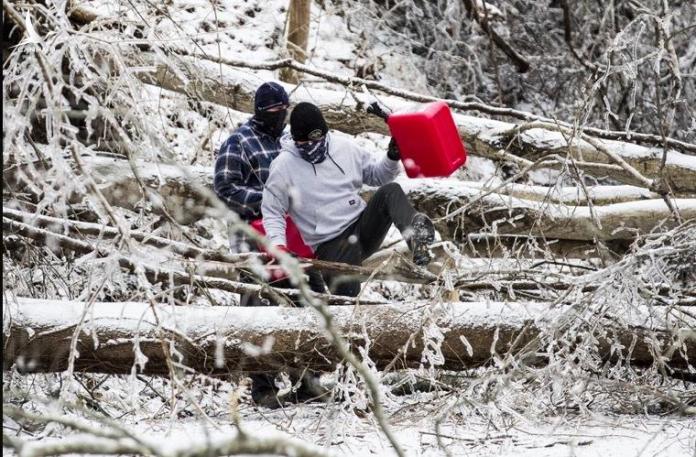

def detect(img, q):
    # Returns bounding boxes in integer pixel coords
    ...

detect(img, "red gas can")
[250,217,314,259]
[386,101,467,178]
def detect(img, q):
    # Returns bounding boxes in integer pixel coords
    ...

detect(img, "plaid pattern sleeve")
[213,122,281,220]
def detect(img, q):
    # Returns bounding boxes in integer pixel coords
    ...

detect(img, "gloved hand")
[387,138,400,161]
[366,101,390,121]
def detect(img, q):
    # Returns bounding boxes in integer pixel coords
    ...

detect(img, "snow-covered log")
[6,156,692,246]
[57,156,696,240]
[449,182,660,205]
[398,179,696,241]
[133,54,696,194]
[3,298,693,375]
[3,155,212,224]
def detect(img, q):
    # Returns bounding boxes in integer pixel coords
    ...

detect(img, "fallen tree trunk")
[131,53,696,193]
[3,297,693,375]
[399,180,696,241]
[7,156,693,246]
[53,156,696,241]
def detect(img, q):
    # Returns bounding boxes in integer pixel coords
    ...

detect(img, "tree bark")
[4,297,693,375]
[280,0,311,84]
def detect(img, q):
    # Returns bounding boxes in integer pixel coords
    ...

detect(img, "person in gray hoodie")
[262,102,435,297]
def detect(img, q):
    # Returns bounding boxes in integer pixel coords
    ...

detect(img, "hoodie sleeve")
[360,144,402,187]
[261,159,289,247]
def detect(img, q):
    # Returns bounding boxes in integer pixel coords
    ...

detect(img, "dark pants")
[314,183,418,297]
[229,216,327,399]
[239,248,325,398]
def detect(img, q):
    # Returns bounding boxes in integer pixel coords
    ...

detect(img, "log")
[398,179,696,241]
[7,154,693,246]
[131,53,696,193]
[3,297,694,375]
[80,155,213,225]
[6,155,693,248]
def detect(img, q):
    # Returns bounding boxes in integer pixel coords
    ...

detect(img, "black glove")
[387,138,400,161]
[366,101,390,121]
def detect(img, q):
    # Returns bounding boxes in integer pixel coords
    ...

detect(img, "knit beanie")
[290,102,329,141]
[254,82,289,112]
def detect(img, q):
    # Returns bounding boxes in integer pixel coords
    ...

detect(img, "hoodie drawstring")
[327,152,346,175]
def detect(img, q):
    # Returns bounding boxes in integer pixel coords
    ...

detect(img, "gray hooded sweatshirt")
[261,132,401,250]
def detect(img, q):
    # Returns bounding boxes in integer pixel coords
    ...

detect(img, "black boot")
[408,213,435,267]
[250,374,284,409]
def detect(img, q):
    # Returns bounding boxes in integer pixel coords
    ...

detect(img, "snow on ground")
[4,369,694,457]
[176,413,695,457]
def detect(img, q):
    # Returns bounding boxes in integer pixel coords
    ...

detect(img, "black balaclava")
[251,82,289,138]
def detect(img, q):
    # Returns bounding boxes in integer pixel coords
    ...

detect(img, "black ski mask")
[252,108,287,138]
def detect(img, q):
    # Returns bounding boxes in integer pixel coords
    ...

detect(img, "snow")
[4,365,693,457]
[4,1,696,456]
[6,296,545,334]
[91,414,691,457]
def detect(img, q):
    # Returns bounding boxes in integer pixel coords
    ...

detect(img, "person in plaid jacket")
[214,82,289,253]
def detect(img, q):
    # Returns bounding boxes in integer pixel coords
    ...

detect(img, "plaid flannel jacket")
[214,119,282,220]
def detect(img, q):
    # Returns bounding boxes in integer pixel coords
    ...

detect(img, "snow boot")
[251,389,285,409]
[250,374,284,409]
[408,213,435,267]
